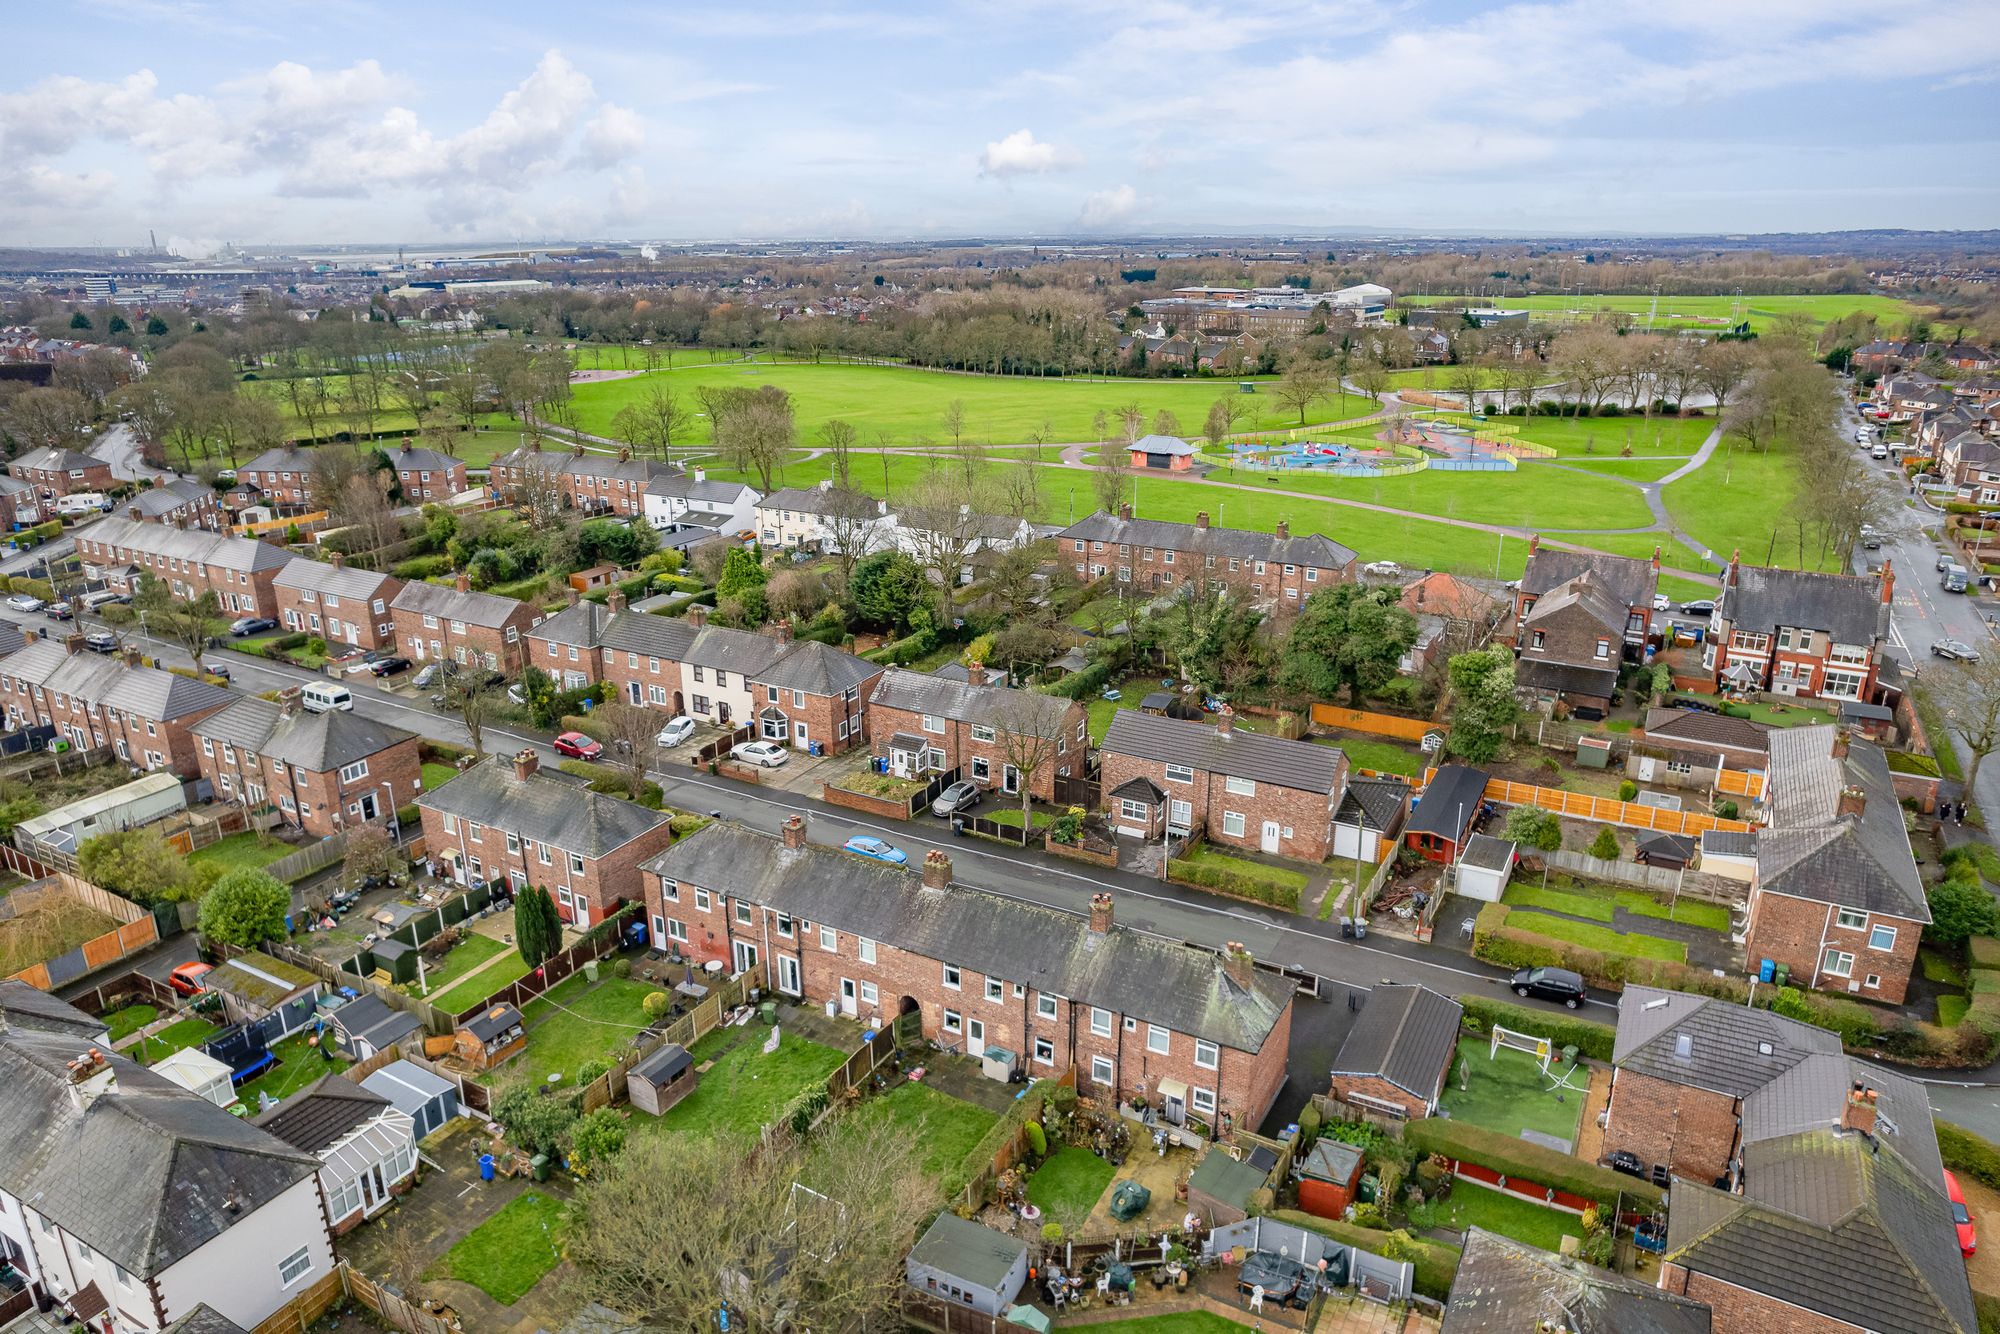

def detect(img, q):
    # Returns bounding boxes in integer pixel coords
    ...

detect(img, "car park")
[730,740,789,767]
[1511,965,1588,1008]
[366,656,412,677]
[167,961,213,996]
[228,616,278,637]
[1932,639,1981,661]
[656,715,697,748]
[6,594,43,613]
[1947,1169,1978,1256]
[554,731,604,760]
[931,780,980,818]
[841,836,908,865]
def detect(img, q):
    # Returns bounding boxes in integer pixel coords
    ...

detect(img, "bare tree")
[1551,324,1621,417]
[133,577,226,672]
[1929,658,2000,800]
[818,417,857,489]
[1352,358,1392,403]
[3,387,93,452]
[1272,356,1334,426]
[611,382,694,462]
[816,486,889,587]
[897,471,993,600]
[1695,340,1755,413]
[989,691,1069,831]
[598,702,661,802]
[994,457,1044,520]
[441,678,496,758]
[710,385,796,492]
[940,399,966,452]
[515,454,570,532]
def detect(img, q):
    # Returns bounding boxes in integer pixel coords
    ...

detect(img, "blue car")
[842,836,908,865]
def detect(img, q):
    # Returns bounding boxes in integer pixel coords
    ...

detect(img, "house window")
[334,759,368,784]
[1164,764,1194,785]
[1037,993,1058,1020]
[1119,797,1149,822]
[922,714,944,734]
[942,1009,962,1034]
[1869,923,1897,952]
[1224,775,1255,797]
[942,963,961,990]
[279,1246,314,1287]
[695,889,711,911]
[986,977,1004,1002]
[735,902,753,926]
[1822,949,1855,979]
[1594,639,1610,660]
[1191,1085,1217,1115]
[859,938,876,964]
[1091,1007,1112,1037]
[860,980,878,1005]
[568,852,585,875]
[1147,1024,1169,1055]
[1836,908,1867,930]
[820,926,837,951]
[668,918,688,943]
[775,914,794,938]
[1033,1037,1055,1064]
[1865,973,1882,989]
[1195,1039,1219,1070]
[971,756,990,781]
[1222,810,1246,837]
[1091,1055,1115,1085]
[970,724,996,743]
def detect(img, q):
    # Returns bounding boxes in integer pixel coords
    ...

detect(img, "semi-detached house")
[76,518,293,620]
[0,633,235,774]
[384,441,467,504]
[755,481,895,554]
[120,479,223,533]
[1057,507,1356,607]
[389,575,542,676]
[233,446,319,515]
[488,442,680,517]
[8,446,114,498]
[645,819,1296,1132]
[193,689,422,838]
[866,667,1087,801]
[1100,708,1349,863]
[272,553,402,653]
[1706,557,1890,703]
[418,750,674,929]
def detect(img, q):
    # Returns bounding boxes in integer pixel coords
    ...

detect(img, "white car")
[1652,594,1671,613]
[6,594,43,613]
[731,740,790,768]
[656,716,697,748]
[1871,445,1890,460]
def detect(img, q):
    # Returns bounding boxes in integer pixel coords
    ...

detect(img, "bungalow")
[252,1076,417,1235]
[1327,983,1463,1120]
[1626,708,1769,792]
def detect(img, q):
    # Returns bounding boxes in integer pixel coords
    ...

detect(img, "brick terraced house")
[1100,707,1348,863]
[8,446,113,497]
[384,441,467,504]
[389,575,542,675]
[193,689,422,837]
[0,475,41,530]
[755,480,894,554]
[645,817,1296,1131]
[233,446,320,514]
[0,633,234,773]
[418,749,674,929]
[273,553,402,653]
[488,442,680,517]
[1705,557,1892,703]
[1745,726,1927,1004]
[1509,539,1658,715]
[1057,506,1356,607]
[76,518,294,619]
[120,478,224,532]
[866,667,1087,800]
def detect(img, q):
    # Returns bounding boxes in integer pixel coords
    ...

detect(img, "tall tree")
[610,382,693,462]
[1272,356,1334,426]
[1446,648,1520,762]
[196,869,290,947]
[515,886,554,966]
[599,703,662,803]
[133,576,227,671]
[1278,585,1417,706]
[1929,658,2000,801]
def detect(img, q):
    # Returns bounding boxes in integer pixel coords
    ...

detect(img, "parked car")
[6,593,44,613]
[1679,599,1716,616]
[656,715,697,748]
[412,663,447,690]
[1651,594,1670,613]
[42,600,72,621]
[1871,444,1890,460]
[1947,1169,1978,1256]
[1510,965,1588,1009]
[507,682,527,705]
[553,731,604,760]
[1932,639,1982,661]
[366,655,412,677]
[730,740,790,768]
[229,616,278,637]
[83,631,119,653]
[1939,553,1957,572]
[931,780,981,818]
[167,961,213,996]
[841,836,908,865]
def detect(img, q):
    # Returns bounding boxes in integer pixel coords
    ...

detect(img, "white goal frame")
[1490,1025,1555,1069]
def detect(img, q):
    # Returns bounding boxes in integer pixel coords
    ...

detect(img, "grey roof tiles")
[1330,983,1462,1102]
[1101,711,1343,793]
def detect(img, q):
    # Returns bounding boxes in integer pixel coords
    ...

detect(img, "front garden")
[1169,843,1310,911]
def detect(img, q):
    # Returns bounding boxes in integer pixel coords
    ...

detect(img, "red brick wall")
[531,630,606,688]
[1062,533,1347,607]
[1328,1073,1431,1120]
[276,582,401,652]
[14,461,114,496]
[394,462,468,503]
[756,676,875,755]
[1099,748,1340,863]
[1601,1069,1739,1183]
[1662,1265,1862,1334]
[1744,890,1922,1005]
[393,603,540,675]
[239,466,313,511]
[866,698,1085,797]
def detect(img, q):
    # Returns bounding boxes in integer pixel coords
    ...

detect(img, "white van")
[300,682,354,714]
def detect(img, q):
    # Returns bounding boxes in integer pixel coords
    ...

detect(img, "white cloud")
[979,128,1081,177]
[1080,183,1138,227]
[579,103,646,169]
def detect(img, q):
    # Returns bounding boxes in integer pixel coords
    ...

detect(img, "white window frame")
[1222,810,1246,837]
[1835,908,1867,930]
[278,1245,314,1288]
[1091,1054,1115,1085]
[1191,1085,1217,1115]
[820,925,837,951]
[1868,923,1897,952]
[1091,1007,1113,1037]
[1033,1036,1055,1065]
[859,937,876,964]
[942,963,961,990]
[1822,948,1856,979]
[1037,993,1059,1020]
[1195,1039,1219,1070]
[1146,1024,1169,1055]
[1224,775,1255,796]
[1164,763,1194,785]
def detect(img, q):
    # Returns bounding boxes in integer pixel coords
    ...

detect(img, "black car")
[367,656,413,677]
[1511,965,1588,1009]
[1604,1149,1647,1179]
[43,601,72,621]
[229,616,278,637]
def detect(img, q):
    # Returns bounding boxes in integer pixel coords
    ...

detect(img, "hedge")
[1265,1211,1459,1302]
[1939,1121,2000,1194]
[560,712,612,743]
[420,739,472,766]
[1402,1119,1664,1212]
[1039,659,1112,701]
[1971,936,2000,970]
[1168,853,1304,912]
[1472,902,1753,1004]
[3,577,54,601]
[1455,994,1614,1062]
[556,759,665,809]
[391,554,454,580]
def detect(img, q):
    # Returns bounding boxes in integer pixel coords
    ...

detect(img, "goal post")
[1490,1025,1555,1070]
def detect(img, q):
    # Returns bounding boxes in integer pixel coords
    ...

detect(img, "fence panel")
[960,815,1030,845]
[1052,773,1101,808]
[1446,772,1752,838]
[1309,704,1434,741]
[1716,768,1765,798]
[265,827,362,884]
[1543,848,1684,893]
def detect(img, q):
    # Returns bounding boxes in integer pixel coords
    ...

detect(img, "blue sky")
[4,0,1996,248]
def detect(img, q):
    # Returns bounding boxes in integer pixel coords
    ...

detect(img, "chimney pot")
[279,687,303,717]
[1217,705,1235,737]
[1837,785,1866,821]
[921,848,952,891]
[1118,502,1134,521]
[617,446,632,463]
[607,590,628,615]
[1223,941,1255,989]
[512,749,539,782]
[64,633,84,656]
[693,467,706,483]
[1089,892,1114,934]
[123,647,141,669]
[966,659,982,682]
[774,620,793,645]
[1275,518,1289,540]
[1831,728,1852,762]
[1195,511,1210,530]
[686,604,709,628]
[455,573,471,594]
[781,814,806,850]
[1529,534,1541,555]
[328,550,345,569]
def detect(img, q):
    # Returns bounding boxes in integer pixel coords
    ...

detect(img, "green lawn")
[1662,441,1838,572]
[987,807,1052,830]
[1615,891,1731,932]
[1436,1179,1585,1252]
[188,831,295,878]
[1508,911,1687,963]
[1940,995,1971,1028]
[422,762,461,792]
[1069,1316,1256,1334]
[102,1003,157,1042]
[1507,879,1731,932]
[1503,884,1615,923]
[129,1016,219,1065]
[1547,456,1692,483]
[1401,292,1921,335]
[427,1191,566,1306]
[488,972,666,1088]
[1383,367,1553,392]
[1437,1037,1585,1144]
[1716,697,1837,729]
[407,932,507,998]
[1026,1145,1117,1220]
[1178,845,1310,896]
[1922,948,1970,988]
[651,1029,846,1142]
[1316,733,1422,777]
[840,1082,999,1183]
[429,951,535,1015]
[232,1030,350,1110]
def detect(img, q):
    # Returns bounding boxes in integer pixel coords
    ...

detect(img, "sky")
[4,0,1997,249]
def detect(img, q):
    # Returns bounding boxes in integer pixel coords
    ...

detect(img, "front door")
[1163,1089,1185,1126]
[1261,820,1282,853]
[358,791,379,821]
[718,701,731,726]
[1003,765,1020,795]
[966,1017,986,1059]
[839,978,858,1017]
[629,681,643,705]
[1637,756,1657,782]
[732,939,758,976]
[793,721,808,751]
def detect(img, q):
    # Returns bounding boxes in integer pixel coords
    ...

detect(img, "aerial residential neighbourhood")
[0,6,1996,1334]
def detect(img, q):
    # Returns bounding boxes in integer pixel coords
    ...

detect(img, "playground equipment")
[1490,1024,1588,1096]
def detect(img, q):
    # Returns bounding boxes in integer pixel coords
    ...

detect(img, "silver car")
[931,781,980,818]
[730,740,789,767]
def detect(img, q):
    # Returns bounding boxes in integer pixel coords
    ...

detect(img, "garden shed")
[626,1043,696,1116]
[362,1059,460,1140]
[1185,1147,1267,1227]
[1454,834,1517,903]
[1296,1137,1367,1220]
[1406,764,1488,862]
[369,937,418,986]
[905,1212,1028,1317]
[1635,831,1695,871]
[331,994,423,1062]
[152,1046,235,1107]
[454,1003,526,1069]
[206,950,322,1040]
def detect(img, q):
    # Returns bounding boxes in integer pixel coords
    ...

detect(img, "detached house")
[1510,540,1657,715]
[1706,557,1891,702]
[389,575,542,675]
[8,446,113,497]
[645,819,1296,1130]
[0,633,234,774]
[192,688,422,837]
[418,749,675,927]
[1745,725,1927,1004]
[866,667,1087,800]
[1100,708,1348,863]
[272,553,402,653]
[75,518,293,619]
[1058,506,1356,606]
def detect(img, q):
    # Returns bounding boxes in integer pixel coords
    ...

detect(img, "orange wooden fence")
[1428,770,1753,838]
[1716,768,1765,799]
[1310,704,1434,742]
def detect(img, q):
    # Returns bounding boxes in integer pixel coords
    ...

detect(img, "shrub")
[611,958,632,979]
[1928,876,2000,944]
[1041,660,1111,701]
[1504,805,1562,852]
[1940,1120,2000,1193]
[1769,986,1879,1047]
[1042,1223,1062,1243]
[561,712,612,742]
[1714,800,1739,820]
[1023,1120,1046,1160]
[642,991,671,1019]
[1456,994,1615,1062]
[1616,780,1638,802]
[1267,1211,1459,1302]
[392,554,453,580]
[1403,1119,1663,1211]
[1587,826,1621,860]
[1169,852,1303,911]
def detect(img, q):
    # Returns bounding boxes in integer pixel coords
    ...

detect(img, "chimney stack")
[400,439,412,456]
[1529,533,1541,555]
[279,687,303,718]
[1651,544,1661,572]
[1880,559,1895,606]
[921,848,952,891]
[686,604,709,628]
[773,620,793,645]
[64,633,84,656]
[565,586,580,607]
[1195,511,1210,530]
[1217,704,1235,737]
[64,1048,115,1112]
[1842,1082,1880,1138]
[781,814,806,850]
[617,446,632,463]
[966,659,982,682]
[1118,502,1134,521]
[123,647,142,669]
[328,550,345,570]
[20,628,35,646]
[1223,941,1255,989]
[1831,728,1851,762]
[455,573,471,594]
[1837,785,1866,821]
[570,442,586,458]
[1089,892,1113,934]
[1275,518,1289,540]
[607,590,628,615]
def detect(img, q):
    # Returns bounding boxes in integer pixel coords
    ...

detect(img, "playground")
[1224,437,1404,474]
[1390,414,1556,471]
[1224,413,1557,479]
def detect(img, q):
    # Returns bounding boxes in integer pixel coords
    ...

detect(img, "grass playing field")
[1661,438,1836,571]
[1401,291,1922,334]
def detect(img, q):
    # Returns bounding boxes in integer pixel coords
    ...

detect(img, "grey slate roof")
[0,621,23,659]
[684,623,788,677]
[1699,829,1758,858]
[192,696,415,772]
[124,478,212,518]
[1130,433,1198,456]
[0,639,236,721]
[1666,1131,1975,1334]
[600,608,699,659]
[1458,833,1515,872]
[464,1003,524,1043]
[1719,563,1888,646]
[1740,1052,1943,1187]
[1519,545,1657,608]
[163,1305,251,1334]
[1515,658,1619,699]
[1613,985,1840,1099]
[1408,765,1486,840]
[1102,711,1343,794]
[251,1074,392,1153]
[908,1212,1026,1291]
[647,824,1293,1054]
[756,638,880,696]
[13,446,103,472]
[646,473,754,503]
[1641,707,1770,756]
[1330,983,1462,1102]
[1522,572,1628,635]
[420,755,669,858]
[1335,777,1408,831]
[83,517,293,574]
[0,978,107,1039]
[391,578,532,629]
[1058,510,1356,571]
[385,444,461,474]
[531,598,616,649]
[240,446,318,476]
[1758,726,1928,922]
[0,1028,319,1276]
[758,484,882,521]
[1442,1228,1712,1334]
[870,668,1075,738]
[331,994,422,1052]
[1635,832,1695,864]
[273,557,398,602]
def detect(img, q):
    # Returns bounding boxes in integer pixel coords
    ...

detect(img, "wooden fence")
[1542,848,1686,894]
[1716,768,1765,799]
[265,824,366,884]
[1456,773,1752,838]
[573,969,750,1115]
[249,1262,457,1334]
[446,903,644,1025]
[1309,703,1434,742]
[6,874,160,990]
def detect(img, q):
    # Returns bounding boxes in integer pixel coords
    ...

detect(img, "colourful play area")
[1225,413,1555,478]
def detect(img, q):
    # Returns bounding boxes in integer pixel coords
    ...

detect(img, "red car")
[1947,1170,1978,1256]
[167,961,213,996]
[553,731,604,761]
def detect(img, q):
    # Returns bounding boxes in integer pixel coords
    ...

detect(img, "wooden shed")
[1185,1147,1267,1228]
[454,1003,526,1070]
[1296,1137,1367,1220]
[627,1043,696,1116]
